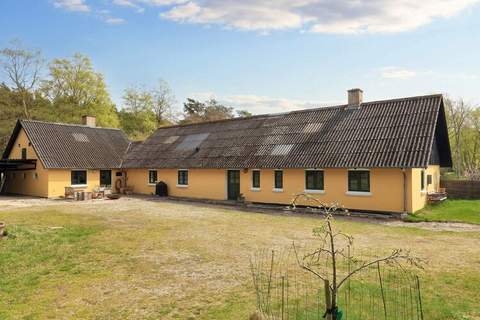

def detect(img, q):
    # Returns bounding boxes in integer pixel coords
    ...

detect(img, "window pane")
[274,170,283,189]
[306,170,324,190]
[71,171,87,185]
[252,171,260,188]
[348,171,369,192]
[178,170,188,185]
[149,170,157,184]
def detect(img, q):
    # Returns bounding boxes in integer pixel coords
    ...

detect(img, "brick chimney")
[348,88,363,106]
[82,115,96,127]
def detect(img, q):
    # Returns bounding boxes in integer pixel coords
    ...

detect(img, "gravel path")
[1,195,479,232]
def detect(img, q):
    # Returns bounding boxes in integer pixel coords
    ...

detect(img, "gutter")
[402,168,407,214]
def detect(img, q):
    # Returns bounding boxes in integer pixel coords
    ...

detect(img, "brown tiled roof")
[122,94,452,169]
[3,120,130,169]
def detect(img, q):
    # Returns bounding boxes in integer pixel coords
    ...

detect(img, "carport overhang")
[0,159,37,171]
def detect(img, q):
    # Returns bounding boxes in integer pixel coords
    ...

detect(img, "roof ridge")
[20,119,122,131]
[154,93,444,131]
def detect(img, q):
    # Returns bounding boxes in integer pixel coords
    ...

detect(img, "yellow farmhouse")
[1,89,452,214]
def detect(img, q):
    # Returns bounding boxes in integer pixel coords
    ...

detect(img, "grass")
[410,199,480,224]
[0,198,479,319]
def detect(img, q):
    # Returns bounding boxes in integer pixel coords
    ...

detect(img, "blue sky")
[1,0,480,115]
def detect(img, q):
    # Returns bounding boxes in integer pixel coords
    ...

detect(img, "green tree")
[118,86,158,140]
[237,110,252,118]
[0,83,52,154]
[41,53,119,128]
[181,98,235,124]
[118,82,176,140]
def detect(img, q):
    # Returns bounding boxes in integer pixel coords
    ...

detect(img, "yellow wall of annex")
[126,167,436,213]
[126,169,226,200]
[5,128,49,197]
[410,165,440,213]
[47,169,110,197]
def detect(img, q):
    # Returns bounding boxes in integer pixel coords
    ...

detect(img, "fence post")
[324,279,333,320]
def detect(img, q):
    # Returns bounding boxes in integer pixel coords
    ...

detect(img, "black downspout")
[402,168,407,214]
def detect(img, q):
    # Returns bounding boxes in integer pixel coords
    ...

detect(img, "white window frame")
[273,169,284,192]
[251,169,261,191]
[148,169,157,186]
[71,170,88,187]
[304,169,325,194]
[346,168,372,196]
[177,169,189,187]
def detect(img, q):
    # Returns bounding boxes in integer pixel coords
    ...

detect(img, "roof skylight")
[72,133,89,143]
[175,133,209,151]
[271,144,294,156]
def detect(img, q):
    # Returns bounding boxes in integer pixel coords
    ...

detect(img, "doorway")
[100,170,112,187]
[227,170,240,200]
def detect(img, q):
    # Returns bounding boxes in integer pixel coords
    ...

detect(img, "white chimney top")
[348,88,363,106]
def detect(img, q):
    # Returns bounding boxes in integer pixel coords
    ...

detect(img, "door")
[100,170,112,187]
[227,170,240,200]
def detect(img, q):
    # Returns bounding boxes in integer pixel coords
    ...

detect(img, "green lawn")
[410,199,480,224]
[0,198,479,319]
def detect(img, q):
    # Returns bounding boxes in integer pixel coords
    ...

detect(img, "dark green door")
[100,170,112,187]
[227,170,240,200]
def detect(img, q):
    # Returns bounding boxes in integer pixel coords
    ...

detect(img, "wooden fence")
[440,179,480,199]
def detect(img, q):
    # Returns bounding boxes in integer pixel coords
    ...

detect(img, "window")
[306,170,324,191]
[427,174,432,185]
[71,170,87,186]
[274,170,283,190]
[178,170,188,186]
[348,170,370,193]
[252,170,260,189]
[421,170,425,191]
[148,170,157,185]
[21,148,27,160]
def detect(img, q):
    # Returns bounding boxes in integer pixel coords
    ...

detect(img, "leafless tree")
[0,39,44,119]
[290,194,422,320]
[151,79,176,125]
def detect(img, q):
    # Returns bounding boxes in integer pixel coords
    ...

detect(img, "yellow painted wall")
[126,169,226,200]
[5,128,49,197]
[126,167,436,213]
[240,168,406,212]
[47,169,120,197]
[410,165,440,213]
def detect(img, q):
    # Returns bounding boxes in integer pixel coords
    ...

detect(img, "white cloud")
[112,0,145,13]
[105,17,127,24]
[381,67,417,79]
[378,67,479,81]
[112,0,188,11]
[97,9,127,24]
[53,0,90,12]
[190,92,336,115]
[155,0,479,34]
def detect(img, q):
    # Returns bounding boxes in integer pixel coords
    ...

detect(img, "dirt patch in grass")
[382,220,480,232]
